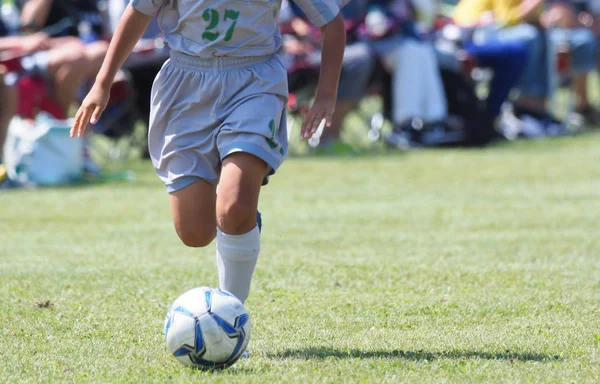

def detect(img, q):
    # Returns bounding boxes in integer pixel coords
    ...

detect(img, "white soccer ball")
[164,287,250,369]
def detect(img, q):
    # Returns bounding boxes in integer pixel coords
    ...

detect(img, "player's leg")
[147,53,223,247]
[215,152,267,303]
[213,54,288,303]
[169,179,217,247]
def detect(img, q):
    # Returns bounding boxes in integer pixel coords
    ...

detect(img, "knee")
[217,198,256,234]
[68,51,88,71]
[175,226,216,248]
[84,40,109,62]
[49,42,87,70]
[60,38,86,59]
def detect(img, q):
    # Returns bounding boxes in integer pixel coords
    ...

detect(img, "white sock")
[216,225,260,303]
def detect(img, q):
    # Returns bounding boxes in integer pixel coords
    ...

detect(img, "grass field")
[1,132,600,383]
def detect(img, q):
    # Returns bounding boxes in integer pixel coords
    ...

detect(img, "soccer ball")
[164,287,250,369]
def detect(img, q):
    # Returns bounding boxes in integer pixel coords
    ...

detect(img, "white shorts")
[148,51,289,192]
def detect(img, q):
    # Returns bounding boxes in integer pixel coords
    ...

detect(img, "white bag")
[3,113,83,186]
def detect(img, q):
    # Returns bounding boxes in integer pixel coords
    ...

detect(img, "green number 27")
[202,8,240,42]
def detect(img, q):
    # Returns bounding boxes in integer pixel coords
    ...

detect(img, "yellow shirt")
[453,0,543,27]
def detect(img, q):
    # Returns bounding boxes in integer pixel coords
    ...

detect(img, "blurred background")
[1,3,599,380]
[0,0,599,187]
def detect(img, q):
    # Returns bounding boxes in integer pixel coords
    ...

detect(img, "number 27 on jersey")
[202,8,240,42]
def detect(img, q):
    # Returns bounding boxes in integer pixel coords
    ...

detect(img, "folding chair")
[0,50,65,120]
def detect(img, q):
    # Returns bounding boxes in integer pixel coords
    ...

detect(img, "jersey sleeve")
[130,0,163,16]
[292,0,350,27]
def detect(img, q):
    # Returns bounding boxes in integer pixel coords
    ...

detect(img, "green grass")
[2,133,600,383]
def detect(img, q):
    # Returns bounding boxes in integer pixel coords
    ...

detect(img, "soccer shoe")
[257,211,262,233]
[241,351,250,359]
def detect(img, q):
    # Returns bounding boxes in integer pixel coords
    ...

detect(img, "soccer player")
[69,0,347,307]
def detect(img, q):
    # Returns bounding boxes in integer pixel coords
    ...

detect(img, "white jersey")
[131,0,348,58]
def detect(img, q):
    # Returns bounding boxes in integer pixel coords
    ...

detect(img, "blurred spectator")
[454,0,596,133]
[0,1,107,172]
[281,0,376,152]
[360,0,449,144]
[19,0,108,85]
[19,0,102,37]
[0,14,94,117]
[435,15,529,120]
[544,0,600,125]
[0,35,94,115]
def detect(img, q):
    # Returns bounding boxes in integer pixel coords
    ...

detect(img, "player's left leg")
[215,152,267,304]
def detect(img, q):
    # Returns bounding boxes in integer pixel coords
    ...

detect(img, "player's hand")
[70,83,110,138]
[301,95,335,139]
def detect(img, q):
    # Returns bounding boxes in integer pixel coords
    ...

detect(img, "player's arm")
[70,5,152,138]
[301,12,346,139]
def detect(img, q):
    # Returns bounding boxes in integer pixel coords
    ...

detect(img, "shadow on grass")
[200,367,259,375]
[271,347,561,362]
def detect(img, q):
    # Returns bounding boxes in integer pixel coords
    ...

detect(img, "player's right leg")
[169,179,217,247]
[146,53,223,247]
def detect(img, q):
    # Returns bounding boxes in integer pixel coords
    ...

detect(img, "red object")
[556,48,571,77]
[433,15,454,31]
[286,93,309,116]
[109,79,131,103]
[16,76,66,120]
[1,50,65,119]
[0,50,25,73]
[1,56,23,73]
[287,93,297,110]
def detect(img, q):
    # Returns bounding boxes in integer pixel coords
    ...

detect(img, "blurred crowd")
[282,0,600,150]
[0,0,599,165]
